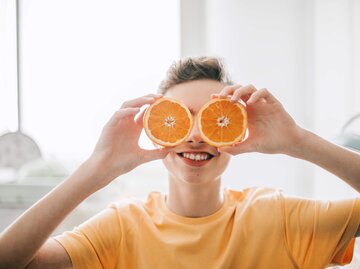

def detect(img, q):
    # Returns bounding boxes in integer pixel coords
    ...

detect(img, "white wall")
[313,0,360,199]
[181,0,360,199]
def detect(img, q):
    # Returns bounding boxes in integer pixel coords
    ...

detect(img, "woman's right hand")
[87,93,171,190]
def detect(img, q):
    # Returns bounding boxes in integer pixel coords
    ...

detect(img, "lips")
[176,151,215,167]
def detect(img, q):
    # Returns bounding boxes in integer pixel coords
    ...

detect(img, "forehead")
[165,80,226,113]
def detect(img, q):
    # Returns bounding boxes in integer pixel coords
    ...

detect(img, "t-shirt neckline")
[159,189,230,225]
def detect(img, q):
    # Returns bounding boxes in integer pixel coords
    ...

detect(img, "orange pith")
[197,98,248,147]
[143,97,193,147]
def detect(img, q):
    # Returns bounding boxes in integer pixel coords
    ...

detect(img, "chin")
[162,155,226,184]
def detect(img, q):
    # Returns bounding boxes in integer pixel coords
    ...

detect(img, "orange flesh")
[146,99,192,144]
[199,99,247,144]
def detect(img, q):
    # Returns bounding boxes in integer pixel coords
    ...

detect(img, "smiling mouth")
[176,152,215,162]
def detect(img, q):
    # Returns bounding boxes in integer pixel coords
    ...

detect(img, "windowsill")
[0,182,56,208]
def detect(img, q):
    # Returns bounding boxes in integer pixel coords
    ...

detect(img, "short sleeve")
[54,204,122,269]
[280,194,360,268]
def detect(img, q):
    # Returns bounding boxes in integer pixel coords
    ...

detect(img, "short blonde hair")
[158,57,233,95]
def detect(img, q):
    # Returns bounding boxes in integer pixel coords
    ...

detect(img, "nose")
[186,117,205,144]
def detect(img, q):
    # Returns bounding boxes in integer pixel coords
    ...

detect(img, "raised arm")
[0,94,170,269]
[287,130,360,192]
[214,85,360,191]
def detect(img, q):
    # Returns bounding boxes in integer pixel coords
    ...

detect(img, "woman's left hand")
[213,85,305,156]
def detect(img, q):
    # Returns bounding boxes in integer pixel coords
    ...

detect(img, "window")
[0,0,17,132]
[1,0,179,165]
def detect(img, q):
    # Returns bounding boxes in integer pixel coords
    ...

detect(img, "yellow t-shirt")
[55,188,360,269]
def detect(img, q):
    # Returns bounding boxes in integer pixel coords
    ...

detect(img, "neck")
[166,174,223,218]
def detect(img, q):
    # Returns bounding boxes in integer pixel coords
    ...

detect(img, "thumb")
[218,139,254,155]
[141,147,172,162]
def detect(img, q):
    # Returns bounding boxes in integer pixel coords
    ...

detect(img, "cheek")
[216,153,231,172]
[161,152,177,170]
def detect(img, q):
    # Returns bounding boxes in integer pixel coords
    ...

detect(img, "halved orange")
[143,97,193,147]
[197,98,247,147]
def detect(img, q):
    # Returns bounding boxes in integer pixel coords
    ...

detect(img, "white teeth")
[181,152,211,161]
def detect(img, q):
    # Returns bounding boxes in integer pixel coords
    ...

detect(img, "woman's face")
[161,79,231,184]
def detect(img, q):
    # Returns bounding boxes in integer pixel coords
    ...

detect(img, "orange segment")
[197,98,247,147]
[143,97,193,147]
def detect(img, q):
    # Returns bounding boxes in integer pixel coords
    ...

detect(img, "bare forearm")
[0,94,167,268]
[0,159,104,268]
[288,129,360,192]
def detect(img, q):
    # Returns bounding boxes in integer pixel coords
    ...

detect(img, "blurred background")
[1,0,360,266]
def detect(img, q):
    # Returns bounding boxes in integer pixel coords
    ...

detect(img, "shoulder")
[226,187,286,224]
[225,187,286,235]
[109,196,146,216]
[108,192,162,222]
[225,187,284,219]
[225,186,283,205]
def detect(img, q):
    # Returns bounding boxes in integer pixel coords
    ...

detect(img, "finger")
[121,94,163,109]
[141,147,172,163]
[107,107,140,127]
[135,107,147,126]
[211,93,220,99]
[217,139,253,155]
[218,84,242,98]
[247,88,278,105]
[230,84,257,103]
